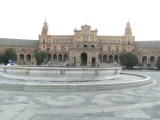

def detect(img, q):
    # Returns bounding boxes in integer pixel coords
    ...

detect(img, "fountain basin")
[0,72,153,92]
[0,66,122,82]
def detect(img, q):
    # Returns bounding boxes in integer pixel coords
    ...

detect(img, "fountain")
[0,66,153,92]
[0,66,122,81]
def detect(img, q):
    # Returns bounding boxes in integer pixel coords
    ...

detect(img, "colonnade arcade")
[99,54,119,63]
[48,53,68,62]
[141,56,158,64]
[16,54,32,64]
[16,53,69,64]
[16,53,160,65]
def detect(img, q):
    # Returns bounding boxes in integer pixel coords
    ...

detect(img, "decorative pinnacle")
[127,20,130,27]
[44,18,48,27]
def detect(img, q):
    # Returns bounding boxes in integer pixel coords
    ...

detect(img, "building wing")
[0,38,39,47]
[136,41,160,48]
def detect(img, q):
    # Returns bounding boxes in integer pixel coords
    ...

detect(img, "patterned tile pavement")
[0,70,160,120]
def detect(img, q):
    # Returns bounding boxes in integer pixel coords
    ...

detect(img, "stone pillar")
[17,54,19,62]
[31,55,33,63]
[62,54,64,62]
[51,54,53,63]
[33,58,36,65]
[76,57,80,66]
[87,52,91,66]
[148,57,150,64]
[141,56,143,63]
[139,56,141,63]
[24,54,26,63]
[77,54,80,66]
[96,55,99,67]
[106,56,108,63]
[112,55,114,63]
[155,56,157,63]
[68,54,71,65]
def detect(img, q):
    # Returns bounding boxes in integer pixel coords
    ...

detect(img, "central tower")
[81,25,91,42]
[70,25,99,66]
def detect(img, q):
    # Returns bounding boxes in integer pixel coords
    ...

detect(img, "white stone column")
[17,54,19,62]
[96,55,99,66]
[112,55,114,63]
[24,54,26,63]
[148,57,150,63]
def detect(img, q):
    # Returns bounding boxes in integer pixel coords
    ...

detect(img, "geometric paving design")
[0,70,160,120]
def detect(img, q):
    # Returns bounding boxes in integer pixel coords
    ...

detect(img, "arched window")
[142,56,147,63]
[58,54,62,62]
[53,54,57,61]
[84,45,87,48]
[26,54,31,61]
[20,54,24,61]
[109,55,113,63]
[91,44,94,48]
[103,55,107,63]
[150,56,155,63]
[64,54,68,62]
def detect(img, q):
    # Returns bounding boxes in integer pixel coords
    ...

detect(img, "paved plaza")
[0,70,160,120]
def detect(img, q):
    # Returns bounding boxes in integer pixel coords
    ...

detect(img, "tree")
[34,50,47,65]
[2,48,17,65]
[156,56,160,70]
[119,52,138,69]
[0,53,4,64]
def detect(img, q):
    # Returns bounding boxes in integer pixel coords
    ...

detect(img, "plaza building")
[0,20,160,66]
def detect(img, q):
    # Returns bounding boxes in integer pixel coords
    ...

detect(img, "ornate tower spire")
[41,19,48,35]
[44,19,47,27]
[123,20,135,52]
[127,20,130,27]
[125,20,132,35]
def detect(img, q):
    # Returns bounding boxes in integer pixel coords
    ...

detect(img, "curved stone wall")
[0,66,122,82]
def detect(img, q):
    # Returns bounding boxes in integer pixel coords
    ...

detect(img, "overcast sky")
[0,0,159,41]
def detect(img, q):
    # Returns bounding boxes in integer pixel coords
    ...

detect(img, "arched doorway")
[81,53,87,66]
[53,54,57,61]
[150,56,155,63]
[58,54,62,62]
[142,56,147,63]
[109,55,113,63]
[103,55,107,63]
[92,57,96,66]
[64,54,68,62]
[48,54,52,61]
[114,55,118,62]
[20,54,24,61]
[26,54,31,61]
